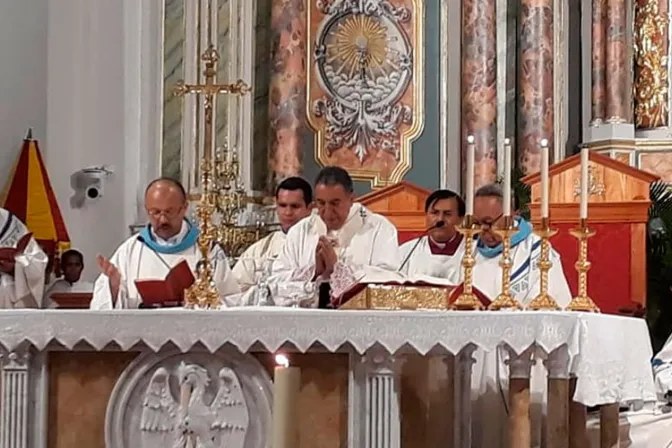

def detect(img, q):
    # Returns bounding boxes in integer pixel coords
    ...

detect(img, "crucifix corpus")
[173,43,251,309]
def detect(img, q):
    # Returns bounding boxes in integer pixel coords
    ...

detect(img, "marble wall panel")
[253,0,273,192]
[215,0,231,150]
[639,151,672,182]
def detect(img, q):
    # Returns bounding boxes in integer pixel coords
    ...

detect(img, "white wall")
[45,0,162,281]
[0,0,48,185]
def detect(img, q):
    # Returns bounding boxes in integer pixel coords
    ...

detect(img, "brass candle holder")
[451,215,484,311]
[566,219,600,312]
[184,158,221,309]
[527,217,561,310]
[488,216,522,310]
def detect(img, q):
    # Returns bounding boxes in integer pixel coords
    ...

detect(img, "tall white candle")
[465,135,475,215]
[540,139,550,218]
[580,147,589,219]
[272,354,301,448]
[503,138,512,216]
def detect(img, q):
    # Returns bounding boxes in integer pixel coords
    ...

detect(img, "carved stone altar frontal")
[105,348,272,448]
[307,0,425,188]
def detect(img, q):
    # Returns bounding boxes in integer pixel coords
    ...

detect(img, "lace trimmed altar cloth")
[0,308,655,408]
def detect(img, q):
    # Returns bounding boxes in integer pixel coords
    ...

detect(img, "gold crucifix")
[174,43,251,309]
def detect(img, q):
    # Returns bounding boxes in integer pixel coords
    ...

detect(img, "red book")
[50,292,93,309]
[0,233,33,260]
[134,260,196,306]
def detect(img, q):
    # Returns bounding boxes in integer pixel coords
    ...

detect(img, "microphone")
[137,235,172,272]
[398,221,445,272]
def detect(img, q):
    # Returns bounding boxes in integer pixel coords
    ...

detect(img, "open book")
[0,232,33,259]
[134,260,196,306]
[50,292,93,309]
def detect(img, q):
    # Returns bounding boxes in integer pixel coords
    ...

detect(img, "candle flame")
[275,354,289,368]
[466,135,475,144]
[540,138,549,148]
[504,138,511,146]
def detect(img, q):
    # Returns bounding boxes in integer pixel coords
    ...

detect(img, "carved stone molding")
[456,343,477,448]
[504,345,536,379]
[0,348,31,448]
[544,345,571,380]
[105,347,272,448]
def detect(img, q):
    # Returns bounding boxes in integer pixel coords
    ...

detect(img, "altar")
[0,308,656,448]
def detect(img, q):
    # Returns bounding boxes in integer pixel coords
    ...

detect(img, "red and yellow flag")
[0,130,70,257]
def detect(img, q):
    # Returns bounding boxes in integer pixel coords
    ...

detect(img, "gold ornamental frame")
[306,0,425,188]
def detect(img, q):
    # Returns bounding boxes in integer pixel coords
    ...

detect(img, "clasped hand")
[314,236,338,278]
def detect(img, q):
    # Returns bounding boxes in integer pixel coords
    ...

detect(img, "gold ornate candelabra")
[451,215,484,311]
[566,219,600,312]
[527,217,561,310]
[488,216,522,310]
[173,12,251,307]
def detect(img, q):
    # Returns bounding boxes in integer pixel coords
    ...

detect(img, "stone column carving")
[505,345,536,448]
[349,349,402,448]
[456,344,477,448]
[518,0,554,174]
[267,0,307,185]
[605,0,630,122]
[591,0,606,125]
[461,0,497,188]
[1,350,31,448]
[544,345,570,448]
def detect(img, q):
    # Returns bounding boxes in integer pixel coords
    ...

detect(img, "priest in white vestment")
[90,178,239,310]
[398,189,465,282]
[275,166,400,305]
[232,176,312,291]
[469,184,572,448]
[44,249,93,308]
[0,208,48,308]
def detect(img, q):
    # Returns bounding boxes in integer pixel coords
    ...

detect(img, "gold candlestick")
[566,219,600,312]
[488,216,522,310]
[451,215,484,311]
[183,158,220,309]
[527,217,561,310]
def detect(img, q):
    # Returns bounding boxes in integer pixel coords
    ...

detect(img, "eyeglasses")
[473,213,504,230]
[147,209,181,219]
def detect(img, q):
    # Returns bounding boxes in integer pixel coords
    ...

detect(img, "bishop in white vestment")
[469,184,572,448]
[0,208,48,308]
[90,178,239,310]
[232,177,312,291]
[275,167,399,303]
[398,189,466,282]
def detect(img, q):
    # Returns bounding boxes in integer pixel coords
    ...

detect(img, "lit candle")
[503,138,512,217]
[580,147,589,220]
[465,135,475,216]
[272,354,301,448]
[540,139,550,218]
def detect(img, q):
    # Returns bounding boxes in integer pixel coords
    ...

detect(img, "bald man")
[90,178,239,309]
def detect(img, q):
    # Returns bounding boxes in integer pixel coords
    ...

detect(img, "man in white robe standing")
[0,208,48,308]
[232,176,312,291]
[398,189,465,282]
[276,166,400,307]
[470,183,572,448]
[90,178,239,309]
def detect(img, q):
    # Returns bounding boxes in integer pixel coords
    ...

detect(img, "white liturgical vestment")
[232,230,286,291]
[398,235,465,282]
[90,221,239,310]
[275,203,400,297]
[0,208,48,309]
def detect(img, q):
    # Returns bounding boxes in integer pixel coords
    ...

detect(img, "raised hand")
[97,255,121,301]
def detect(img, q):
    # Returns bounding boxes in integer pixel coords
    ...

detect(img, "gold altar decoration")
[527,218,561,310]
[340,284,454,310]
[173,2,251,308]
[634,0,669,129]
[306,0,425,188]
[488,216,522,311]
[566,219,601,312]
[451,215,484,311]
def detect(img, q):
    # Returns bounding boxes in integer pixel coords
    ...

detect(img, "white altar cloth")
[0,309,656,407]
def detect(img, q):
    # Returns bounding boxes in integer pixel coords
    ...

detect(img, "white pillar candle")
[465,135,475,215]
[272,354,301,448]
[540,139,550,218]
[503,138,512,216]
[580,147,589,220]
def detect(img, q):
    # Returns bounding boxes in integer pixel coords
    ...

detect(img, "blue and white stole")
[476,217,541,295]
